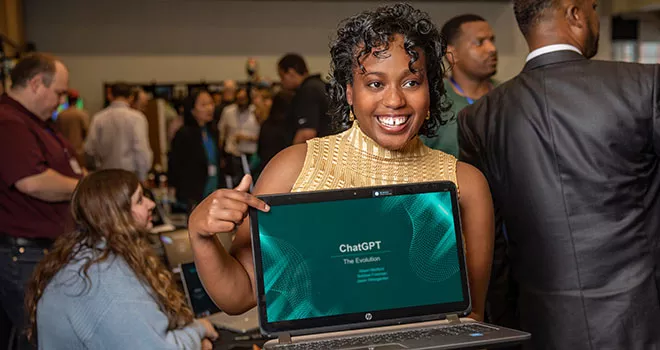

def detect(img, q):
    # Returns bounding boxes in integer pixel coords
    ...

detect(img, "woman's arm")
[456,161,495,321]
[188,144,307,314]
[90,299,209,350]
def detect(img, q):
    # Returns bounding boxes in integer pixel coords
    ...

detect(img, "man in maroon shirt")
[0,53,81,350]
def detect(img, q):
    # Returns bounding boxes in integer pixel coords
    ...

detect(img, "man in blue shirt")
[425,14,516,334]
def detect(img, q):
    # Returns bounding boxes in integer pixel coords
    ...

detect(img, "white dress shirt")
[84,101,153,181]
[526,44,582,62]
[218,104,260,156]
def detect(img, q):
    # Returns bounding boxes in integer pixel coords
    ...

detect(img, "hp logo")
[365,313,373,321]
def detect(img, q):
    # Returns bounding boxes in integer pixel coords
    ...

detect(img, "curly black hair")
[327,3,453,138]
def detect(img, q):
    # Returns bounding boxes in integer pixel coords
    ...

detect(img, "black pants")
[0,237,49,350]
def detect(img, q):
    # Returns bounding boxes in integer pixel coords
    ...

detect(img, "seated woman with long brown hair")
[25,169,218,349]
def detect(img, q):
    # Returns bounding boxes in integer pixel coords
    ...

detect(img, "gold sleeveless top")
[292,122,458,192]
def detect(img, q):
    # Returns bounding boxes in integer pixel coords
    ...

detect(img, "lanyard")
[449,77,493,105]
[201,128,217,161]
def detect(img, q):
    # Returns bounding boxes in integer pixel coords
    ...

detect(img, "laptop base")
[263,319,529,350]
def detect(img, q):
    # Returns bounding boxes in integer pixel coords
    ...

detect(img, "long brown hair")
[25,169,193,341]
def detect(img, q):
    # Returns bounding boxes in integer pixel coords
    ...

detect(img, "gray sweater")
[37,247,206,349]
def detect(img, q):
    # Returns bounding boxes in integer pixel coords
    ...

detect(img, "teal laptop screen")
[257,191,464,323]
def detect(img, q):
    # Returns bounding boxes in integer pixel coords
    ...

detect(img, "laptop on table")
[179,261,260,334]
[249,181,530,349]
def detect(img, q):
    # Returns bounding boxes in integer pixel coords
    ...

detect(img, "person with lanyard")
[168,90,223,212]
[421,14,515,335]
[0,53,84,350]
[421,14,498,158]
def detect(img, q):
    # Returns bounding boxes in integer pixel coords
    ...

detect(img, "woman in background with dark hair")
[168,90,223,211]
[25,169,217,349]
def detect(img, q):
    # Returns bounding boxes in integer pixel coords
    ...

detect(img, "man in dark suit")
[458,0,660,349]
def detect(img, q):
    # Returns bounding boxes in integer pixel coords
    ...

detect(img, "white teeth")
[377,116,408,126]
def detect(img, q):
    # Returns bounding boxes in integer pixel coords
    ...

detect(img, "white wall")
[24,0,609,114]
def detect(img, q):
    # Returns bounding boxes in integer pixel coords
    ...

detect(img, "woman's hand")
[188,175,270,238]
[197,318,219,342]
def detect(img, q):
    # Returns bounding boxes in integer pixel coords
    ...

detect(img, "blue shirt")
[37,246,206,349]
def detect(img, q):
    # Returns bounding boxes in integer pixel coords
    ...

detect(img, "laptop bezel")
[249,181,471,336]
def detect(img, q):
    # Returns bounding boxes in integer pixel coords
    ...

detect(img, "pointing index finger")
[222,190,270,212]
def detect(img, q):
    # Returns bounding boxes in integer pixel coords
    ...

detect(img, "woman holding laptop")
[188,3,494,323]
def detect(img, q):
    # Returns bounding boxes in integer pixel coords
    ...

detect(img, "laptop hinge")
[446,314,461,325]
[278,333,292,344]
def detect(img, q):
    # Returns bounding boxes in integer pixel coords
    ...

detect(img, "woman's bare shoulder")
[456,161,490,203]
[253,143,308,195]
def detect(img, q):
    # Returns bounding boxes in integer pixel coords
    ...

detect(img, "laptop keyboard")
[272,323,497,350]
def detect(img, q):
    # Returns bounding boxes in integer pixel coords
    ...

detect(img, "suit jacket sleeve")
[457,107,482,170]
[456,100,518,327]
[653,65,660,155]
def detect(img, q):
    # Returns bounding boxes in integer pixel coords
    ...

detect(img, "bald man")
[459,0,660,348]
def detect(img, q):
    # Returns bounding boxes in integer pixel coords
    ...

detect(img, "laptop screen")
[250,182,470,334]
[180,262,221,318]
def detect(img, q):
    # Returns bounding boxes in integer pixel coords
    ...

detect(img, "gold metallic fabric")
[292,122,458,192]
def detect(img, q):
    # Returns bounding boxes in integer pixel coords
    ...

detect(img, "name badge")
[69,158,83,175]
[208,165,217,177]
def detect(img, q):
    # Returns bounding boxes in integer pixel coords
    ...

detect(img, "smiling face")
[346,34,430,151]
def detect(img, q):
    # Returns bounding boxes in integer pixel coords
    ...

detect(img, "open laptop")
[249,181,530,349]
[180,261,260,334]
